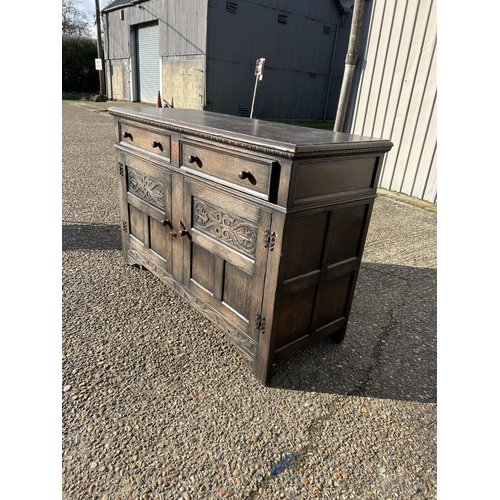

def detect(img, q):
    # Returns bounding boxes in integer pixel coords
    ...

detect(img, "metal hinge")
[263,229,276,251]
[255,313,266,334]
[118,162,124,176]
[122,220,128,233]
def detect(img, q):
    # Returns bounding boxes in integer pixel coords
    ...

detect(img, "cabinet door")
[180,179,271,343]
[117,152,173,275]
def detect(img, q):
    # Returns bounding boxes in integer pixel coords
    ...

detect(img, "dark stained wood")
[109,107,393,386]
[119,120,172,160]
[292,156,378,206]
[179,139,274,200]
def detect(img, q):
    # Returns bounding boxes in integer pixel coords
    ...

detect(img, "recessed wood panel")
[129,205,144,243]
[191,243,216,294]
[313,272,354,330]
[223,262,252,321]
[294,157,377,203]
[149,217,167,260]
[275,286,317,349]
[282,211,329,280]
[328,204,368,264]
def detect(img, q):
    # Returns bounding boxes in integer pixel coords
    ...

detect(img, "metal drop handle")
[152,140,162,149]
[188,155,199,164]
[170,221,189,238]
[178,220,188,237]
[123,131,133,139]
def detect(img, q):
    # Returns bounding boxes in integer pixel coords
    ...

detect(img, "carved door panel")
[117,152,173,275]
[181,179,271,342]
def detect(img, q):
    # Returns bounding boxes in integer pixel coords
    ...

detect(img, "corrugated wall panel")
[105,0,206,59]
[206,0,346,119]
[347,0,437,203]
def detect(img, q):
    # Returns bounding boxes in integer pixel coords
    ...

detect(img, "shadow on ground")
[62,223,121,251]
[62,222,436,405]
[269,263,437,404]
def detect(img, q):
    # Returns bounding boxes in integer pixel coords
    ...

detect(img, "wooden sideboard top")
[108,107,393,157]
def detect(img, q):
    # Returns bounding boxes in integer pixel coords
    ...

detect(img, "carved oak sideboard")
[108,107,393,385]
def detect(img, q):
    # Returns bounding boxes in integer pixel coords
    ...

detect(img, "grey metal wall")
[103,0,207,59]
[103,0,207,103]
[345,0,437,203]
[205,0,351,119]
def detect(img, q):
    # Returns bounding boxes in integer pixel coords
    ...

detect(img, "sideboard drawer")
[179,140,274,200]
[119,122,171,159]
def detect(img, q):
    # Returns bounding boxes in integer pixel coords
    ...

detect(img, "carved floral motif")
[193,200,257,256]
[128,169,164,209]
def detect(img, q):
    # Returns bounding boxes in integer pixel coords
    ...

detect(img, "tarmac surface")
[62,100,437,500]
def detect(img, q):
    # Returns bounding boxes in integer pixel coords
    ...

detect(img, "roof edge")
[102,0,148,14]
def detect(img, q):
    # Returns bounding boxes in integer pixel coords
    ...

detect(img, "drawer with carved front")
[179,139,278,201]
[119,122,171,159]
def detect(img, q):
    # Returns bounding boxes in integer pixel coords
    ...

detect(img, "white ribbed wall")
[348,0,437,203]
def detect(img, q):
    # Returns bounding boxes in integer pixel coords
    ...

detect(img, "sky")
[76,0,109,36]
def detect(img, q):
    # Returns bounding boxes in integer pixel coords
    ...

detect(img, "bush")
[62,36,100,93]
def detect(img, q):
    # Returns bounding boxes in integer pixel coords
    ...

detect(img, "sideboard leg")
[328,326,347,344]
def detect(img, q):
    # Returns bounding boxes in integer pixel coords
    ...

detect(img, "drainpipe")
[334,0,366,132]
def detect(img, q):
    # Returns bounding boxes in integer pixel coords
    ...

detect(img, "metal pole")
[334,0,366,132]
[95,0,106,97]
[250,74,259,119]
[323,22,341,121]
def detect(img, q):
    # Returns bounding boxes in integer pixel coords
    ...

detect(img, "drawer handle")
[161,219,171,227]
[188,155,199,164]
[151,140,163,150]
[123,131,133,140]
[238,170,257,185]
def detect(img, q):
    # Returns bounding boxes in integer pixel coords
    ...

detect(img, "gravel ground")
[62,102,437,500]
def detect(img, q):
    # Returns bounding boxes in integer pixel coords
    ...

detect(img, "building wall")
[162,57,205,109]
[102,0,352,120]
[107,59,130,101]
[102,0,207,106]
[345,0,437,203]
[205,0,351,119]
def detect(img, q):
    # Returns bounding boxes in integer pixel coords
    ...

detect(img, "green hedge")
[62,36,100,93]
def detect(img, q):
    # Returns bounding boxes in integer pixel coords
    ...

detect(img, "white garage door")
[136,23,160,104]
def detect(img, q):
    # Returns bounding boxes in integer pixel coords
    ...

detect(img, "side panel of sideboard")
[255,152,385,385]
